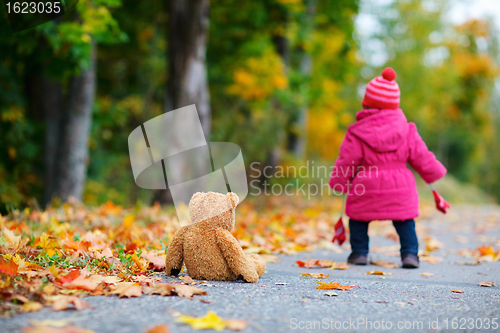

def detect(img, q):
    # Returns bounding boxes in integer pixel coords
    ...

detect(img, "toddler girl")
[329,67,446,268]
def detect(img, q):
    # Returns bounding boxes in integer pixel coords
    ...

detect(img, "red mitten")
[332,217,346,246]
[432,190,450,214]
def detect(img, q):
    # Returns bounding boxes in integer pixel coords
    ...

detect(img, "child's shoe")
[402,254,419,268]
[347,253,368,265]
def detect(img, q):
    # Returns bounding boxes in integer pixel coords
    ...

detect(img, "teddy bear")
[165,191,266,283]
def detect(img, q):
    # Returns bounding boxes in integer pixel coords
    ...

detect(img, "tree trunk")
[155,0,211,205]
[41,76,64,206]
[53,41,96,202]
[167,0,210,134]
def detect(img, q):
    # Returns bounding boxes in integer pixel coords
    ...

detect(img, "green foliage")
[0,0,126,208]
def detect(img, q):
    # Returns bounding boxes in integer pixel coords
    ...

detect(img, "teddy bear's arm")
[215,228,259,283]
[165,226,188,276]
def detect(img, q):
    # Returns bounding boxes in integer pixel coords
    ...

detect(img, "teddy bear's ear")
[227,192,239,208]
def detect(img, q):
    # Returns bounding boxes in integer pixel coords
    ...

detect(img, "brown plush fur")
[165,192,266,283]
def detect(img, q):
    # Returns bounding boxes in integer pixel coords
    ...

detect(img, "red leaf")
[0,256,18,276]
[125,243,138,254]
[58,269,81,284]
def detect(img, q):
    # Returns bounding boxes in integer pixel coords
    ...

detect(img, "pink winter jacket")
[329,108,446,221]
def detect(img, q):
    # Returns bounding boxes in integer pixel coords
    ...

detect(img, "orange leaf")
[366,270,393,276]
[316,260,334,267]
[0,256,18,276]
[301,273,329,279]
[315,281,353,290]
[296,259,333,268]
[450,289,464,293]
[477,244,495,257]
[58,270,82,284]
[146,325,170,333]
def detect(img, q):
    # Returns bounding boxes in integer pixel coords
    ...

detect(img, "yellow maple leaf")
[123,214,135,228]
[34,233,58,256]
[176,311,226,331]
[1,227,22,252]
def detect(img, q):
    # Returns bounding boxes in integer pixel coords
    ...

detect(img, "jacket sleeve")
[329,131,364,193]
[407,123,446,183]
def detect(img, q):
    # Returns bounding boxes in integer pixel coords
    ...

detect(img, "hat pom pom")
[382,67,396,81]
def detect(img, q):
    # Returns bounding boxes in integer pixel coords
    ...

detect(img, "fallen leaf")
[110,282,142,298]
[370,260,398,269]
[51,296,93,311]
[420,256,443,264]
[479,282,497,287]
[146,283,174,296]
[62,275,100,291]
[301,273,330,279]
[0,256,18,276]
[315,282,353,290]
[89,274,121,285]
[425,236,444,252]
[477,244,496,257]
[58,270,81,284]
[146,325,170,333]
[225,319,248,331]
[296,259,333,269]
[124,242,137,254]
[22,301,43,312]
[324,291,338,296]
[259,254,280,263]
[366,270,393,276]
[450,289,464,293]
[140,253,166,271]
[180,276,194,284]
[421,273,434,277]
[329,262,349,270]
[29,320,71,328]
[176,311,226,331]
[174,285,207,298]
[2,227,24,252]
[23,323,95,333]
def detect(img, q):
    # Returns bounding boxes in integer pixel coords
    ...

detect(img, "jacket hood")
[349,108,409,152]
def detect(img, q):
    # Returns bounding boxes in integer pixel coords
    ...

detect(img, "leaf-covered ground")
[1,196,499,332]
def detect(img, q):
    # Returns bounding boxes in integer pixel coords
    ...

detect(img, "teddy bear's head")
[188,191,239,230]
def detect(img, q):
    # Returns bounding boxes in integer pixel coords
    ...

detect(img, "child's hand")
[432,190,450,214]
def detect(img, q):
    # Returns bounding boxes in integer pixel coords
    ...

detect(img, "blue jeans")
[349,219,419,256]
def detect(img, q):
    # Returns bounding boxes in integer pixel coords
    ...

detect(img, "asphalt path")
[1,205,499,333]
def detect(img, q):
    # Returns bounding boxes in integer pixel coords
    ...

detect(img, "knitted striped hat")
[362,67,400,109]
